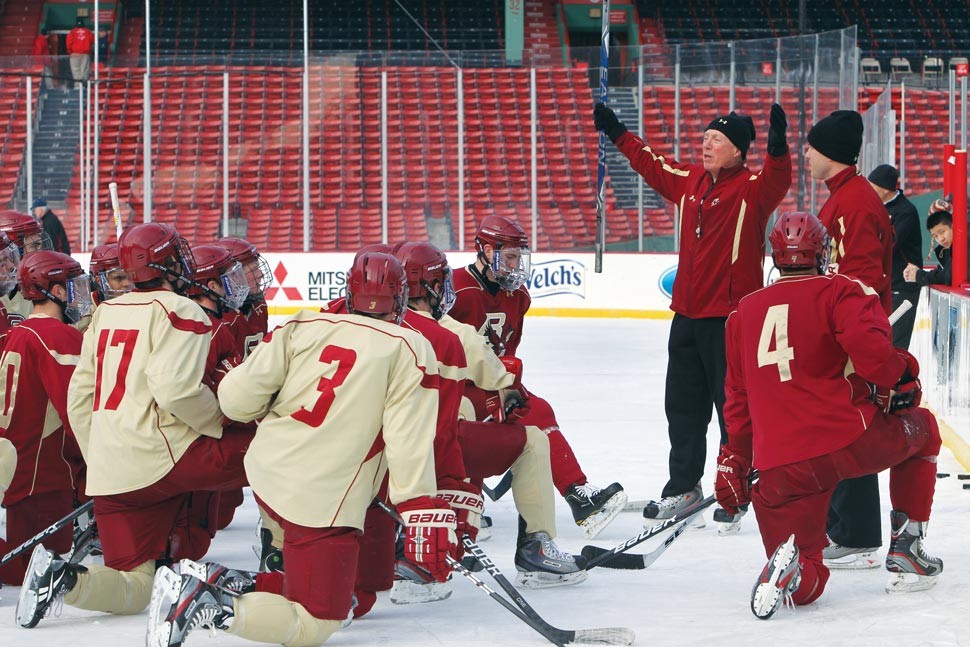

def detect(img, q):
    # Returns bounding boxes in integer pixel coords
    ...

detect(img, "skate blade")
[515,569,588,589]
[16,545,53,628]
[886,571,940,593]
[823,552,880,569]
[750,537,797,620]
[715,520,743,536]
[388,579,453,605]
[580,492,628,539]
[146,567,182,647]
[178,559,208,581]
[477,526,493,542]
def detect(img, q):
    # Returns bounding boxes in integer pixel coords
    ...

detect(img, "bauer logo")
[527,259,585,299]
[658,266,677,299]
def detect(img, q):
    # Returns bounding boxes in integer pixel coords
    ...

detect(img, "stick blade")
[580,545,646,570]
[568,627,636,646]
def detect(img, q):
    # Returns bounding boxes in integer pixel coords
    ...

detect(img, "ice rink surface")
[1,317,968,647]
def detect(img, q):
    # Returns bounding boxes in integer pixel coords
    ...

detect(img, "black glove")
[593,102,627,144]
[766,103,788,157]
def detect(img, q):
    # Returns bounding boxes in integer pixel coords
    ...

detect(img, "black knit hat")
[867,164,899,191]
[705,112,756,159]
[808,110,864,166]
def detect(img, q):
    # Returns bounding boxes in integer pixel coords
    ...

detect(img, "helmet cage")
[490,246,531,291]
[0,239,21,294]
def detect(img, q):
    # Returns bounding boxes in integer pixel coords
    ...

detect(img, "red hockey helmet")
[187,244,250,311]
[0,210,52,255]
[90,243,131,302]
[346,252,408,324]
[215,236,271,297]
[394,241,455,320]
[119,222,196,291]
[355,243,394,261]
[769,212,829,274]
[18,250,93,322]
[0,230,21,295]
[474,216,531,291]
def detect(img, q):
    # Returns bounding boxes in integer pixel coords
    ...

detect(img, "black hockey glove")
[766,103,788,157]
[594,102,628,144]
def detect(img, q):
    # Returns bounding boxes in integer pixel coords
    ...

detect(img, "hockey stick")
[594,0,610,274]
[375,499,634,646]
[0,500,94,568]
[109,181,123,239]
[461,537,635,646]
[581,495,716,570]
[482,470,514,501]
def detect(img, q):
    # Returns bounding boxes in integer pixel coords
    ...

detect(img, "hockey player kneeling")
[718,212,942,620]
[145,252,456,647]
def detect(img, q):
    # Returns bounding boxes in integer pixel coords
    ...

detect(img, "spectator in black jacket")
[867,164,921,349]
[905,209,954,287]
[32,198,71,254]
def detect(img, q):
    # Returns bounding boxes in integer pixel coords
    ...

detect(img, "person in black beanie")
[808,109,895,568]
[594,102,791,532]
[867,164,922,349]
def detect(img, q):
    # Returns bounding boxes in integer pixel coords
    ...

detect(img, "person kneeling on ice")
[716,212,942,620]
[145,252,456,647]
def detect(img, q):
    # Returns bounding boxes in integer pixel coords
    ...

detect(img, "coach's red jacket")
[615,132,792,318]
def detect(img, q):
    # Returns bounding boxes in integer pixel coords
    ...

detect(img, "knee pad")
[899,408,942,456]
[458,420,527,479]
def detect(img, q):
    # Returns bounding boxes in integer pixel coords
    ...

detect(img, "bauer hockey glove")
[890,349,922,413]
[398,496,458,583]
[766,103,788,156]
[594,102,628,144]
[436,479,484,546]
[715,446,752,515]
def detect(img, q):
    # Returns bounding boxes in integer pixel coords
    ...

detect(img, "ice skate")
[565,482,627,539]
[254,521,284,573]
[750,534,801,620]
[16,545,84,628]
[179,559,256,595]
[477,514,493,542]
[822,540,880,569]
[71,507,102,562]
[713,504,747,536]
[514,531,588,588]
[643,485,704,528]
[885,510,942,593]
[389,557,453,604]
[146,569,234,647]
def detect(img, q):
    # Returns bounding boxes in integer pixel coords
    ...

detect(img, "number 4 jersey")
[724,274,905,471]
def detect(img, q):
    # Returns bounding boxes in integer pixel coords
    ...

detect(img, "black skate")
[750,534,801,620]
[16,545,85,628]
[643,485,704,528]
[70,507,102,563]
[256,525,284,573]
[146,567,234,647]
[712,504,748,536]
[885,510,943,593]
[565,482,627,539]
[514,531,588,589]
[179,559,257,595]
[388,556,453,604]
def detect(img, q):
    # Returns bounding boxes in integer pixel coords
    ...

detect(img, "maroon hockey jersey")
[724,274,905,471]
[450,265,531,358]
[0,316,83,504]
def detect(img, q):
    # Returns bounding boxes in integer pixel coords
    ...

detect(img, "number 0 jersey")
[724,274,906,471]
[67,290,223,496]
[218,310,440,530]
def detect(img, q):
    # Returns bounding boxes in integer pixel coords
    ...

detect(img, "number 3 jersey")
[0,316,83,506]
[217,310,441,530]
[67,290,225,496]
[724,274,906,471]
